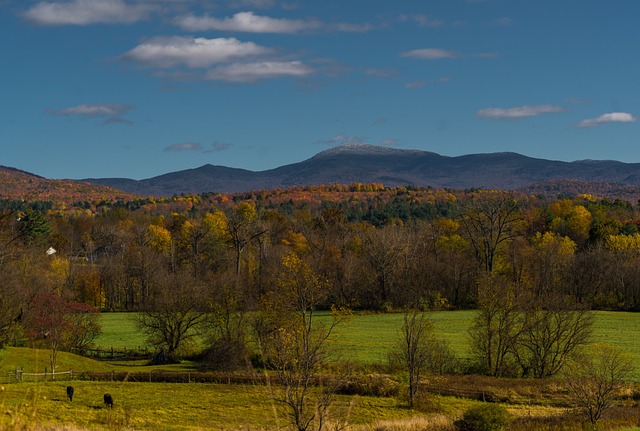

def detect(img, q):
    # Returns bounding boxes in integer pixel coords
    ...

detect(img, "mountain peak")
[314,144,425,158]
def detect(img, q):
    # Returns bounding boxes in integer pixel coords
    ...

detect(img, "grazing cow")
[103,393,113,408]
[66,386,74,402]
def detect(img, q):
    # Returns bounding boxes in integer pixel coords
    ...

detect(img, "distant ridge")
[5,145,640,200]
[82,144,640,197]
[0,165,135,202]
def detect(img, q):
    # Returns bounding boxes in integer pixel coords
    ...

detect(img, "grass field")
[94,310,640,372]
[3,310,640,430]
[0,380,459,431]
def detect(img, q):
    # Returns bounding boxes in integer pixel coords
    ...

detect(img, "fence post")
[70,369,73,380]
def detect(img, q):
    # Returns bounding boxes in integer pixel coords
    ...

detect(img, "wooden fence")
[7,367,75,384]
[69,346,151,361]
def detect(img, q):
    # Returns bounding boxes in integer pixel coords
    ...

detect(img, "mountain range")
[82,144,640,197]
[4,144,640,200]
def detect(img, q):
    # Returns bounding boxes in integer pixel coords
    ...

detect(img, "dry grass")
[354,415,456,431]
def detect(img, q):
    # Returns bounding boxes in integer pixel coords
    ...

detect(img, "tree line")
[3,187,640,315]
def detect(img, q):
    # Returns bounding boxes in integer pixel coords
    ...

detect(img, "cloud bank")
[122,37,271,68]
[24,0,154,25]
[205,61,313,82]
[577,112,637,128]
[48,103,133,124]
[176,11,320,33]
[401,48,458,60]
[477,105,565,119]
[122,36,315,82]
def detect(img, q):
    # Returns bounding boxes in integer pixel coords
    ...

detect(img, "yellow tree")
[147,224,171,256]
[528,232,576,298]
[226,202,266,277]
[548,200,592,247]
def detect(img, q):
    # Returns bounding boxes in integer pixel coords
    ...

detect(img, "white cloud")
[122,37,271,68]
[477,105,565,119]
[48,103,133,125]
[176,11,373,34]
[401,48,498,60]
[205,61,312,82]
[400,48,458,60]
[176,11,319,33]
[23,0,154,25]
[164,142,204,152]
[55,103,131,117]
[577,112,637,128]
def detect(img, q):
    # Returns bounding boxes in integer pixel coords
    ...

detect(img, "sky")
[1,0,639,180]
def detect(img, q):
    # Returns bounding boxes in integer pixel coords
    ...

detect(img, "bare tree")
[392,308,436,408]
[566,344,634,430]
[469,274,524,377]
[518,296,594,378]
[361,225,408,307]
[256,251,348,431]
[459,192,523,273]
[201,275,251,371]
[135,270,206,360]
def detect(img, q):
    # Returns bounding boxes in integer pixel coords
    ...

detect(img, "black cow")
[66,386,74,402]
[103,393,114,408]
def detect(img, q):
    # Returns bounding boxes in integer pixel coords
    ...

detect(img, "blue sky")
[1,0,639,180]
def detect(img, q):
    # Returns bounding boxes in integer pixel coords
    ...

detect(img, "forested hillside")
[0,165,135,204]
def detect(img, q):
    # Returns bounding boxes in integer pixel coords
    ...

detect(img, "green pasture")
[93,310,475,362]
[94,313,146,349]
[2,310,640,430]
[94,310,640,371]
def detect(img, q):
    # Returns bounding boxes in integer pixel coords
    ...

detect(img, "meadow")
[2,310,640,430]
[0,380,434,430]
[94,310,640,372]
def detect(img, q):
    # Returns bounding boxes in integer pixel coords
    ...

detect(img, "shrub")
[148,349,178,365]
[335,374,400,397]
[199,337,249,371]
[454,404,510,431]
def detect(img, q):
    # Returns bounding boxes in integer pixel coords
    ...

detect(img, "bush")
[148,349,178,365]
[199,337,249,371]
[335,374,400,397]
[454,404,510,431]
